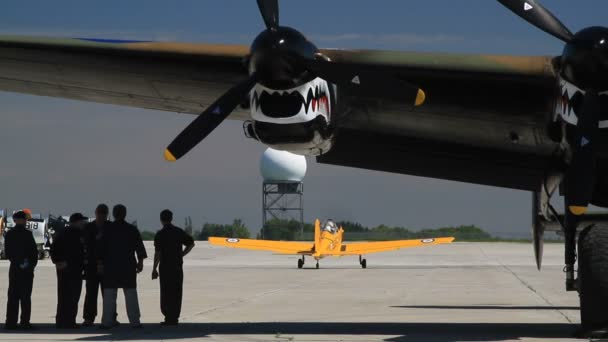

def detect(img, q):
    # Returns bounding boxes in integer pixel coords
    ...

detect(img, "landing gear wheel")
[298,258,304,269]
[316,262,319,269]
[578,225,608,335]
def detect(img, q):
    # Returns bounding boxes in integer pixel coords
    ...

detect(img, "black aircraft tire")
[361,259,367,269]
[298,259,304,269]
[578,225,608,332]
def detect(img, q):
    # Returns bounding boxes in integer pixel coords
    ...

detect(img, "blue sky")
[0,1,601,236]
[0,1,600,54]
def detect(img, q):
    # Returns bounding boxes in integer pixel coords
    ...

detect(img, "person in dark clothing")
[99,204,147,329]
[51,213,87,329]
[152,210,195,326]
[4,211,38,330]
[82,204,113,326]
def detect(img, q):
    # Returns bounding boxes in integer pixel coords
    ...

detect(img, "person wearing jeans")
[98,205,147,329]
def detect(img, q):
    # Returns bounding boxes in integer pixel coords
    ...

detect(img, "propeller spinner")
[165,0,426,162]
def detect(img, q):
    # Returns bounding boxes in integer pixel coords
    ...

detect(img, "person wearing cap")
[4,211,38,330]
[50,213,87,329]
[98,204,147,329]
[82,204,114,326]
[152,209,195,326]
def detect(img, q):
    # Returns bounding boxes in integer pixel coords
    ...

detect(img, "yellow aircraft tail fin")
[314,219,321,249]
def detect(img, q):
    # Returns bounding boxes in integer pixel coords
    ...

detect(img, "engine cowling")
[246,75,337,156]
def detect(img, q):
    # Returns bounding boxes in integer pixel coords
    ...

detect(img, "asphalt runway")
[0,241,583,341]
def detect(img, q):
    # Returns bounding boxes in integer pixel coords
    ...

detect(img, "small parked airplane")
[209,219,454,269]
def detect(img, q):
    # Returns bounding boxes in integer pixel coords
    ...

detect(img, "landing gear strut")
[359,255,367,269]
[315,261,319,269]
[564,211,579,292]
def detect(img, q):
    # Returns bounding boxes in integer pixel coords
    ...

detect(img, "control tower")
[260,148,306,239]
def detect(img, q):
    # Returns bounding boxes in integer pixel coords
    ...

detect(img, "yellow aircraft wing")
[334,237,455,255]
[208,237,314,255]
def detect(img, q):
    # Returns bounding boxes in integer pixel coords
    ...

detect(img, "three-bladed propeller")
[498,0,605,216]
[165,0,426,162]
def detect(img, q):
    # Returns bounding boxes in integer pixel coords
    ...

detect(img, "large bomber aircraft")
[210,219,454,269]
[0,0,607,333]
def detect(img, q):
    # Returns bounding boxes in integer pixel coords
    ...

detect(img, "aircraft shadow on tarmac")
[392,305,580,311]
[8,322,578,342]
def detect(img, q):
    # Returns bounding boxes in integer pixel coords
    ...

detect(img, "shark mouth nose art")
[251,78,331,119]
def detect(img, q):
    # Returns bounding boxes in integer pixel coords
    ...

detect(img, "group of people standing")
[3,204,195,330]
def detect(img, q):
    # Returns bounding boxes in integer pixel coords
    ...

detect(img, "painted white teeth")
[250,77,331,122]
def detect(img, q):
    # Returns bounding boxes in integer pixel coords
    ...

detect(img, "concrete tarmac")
[0,242,583,341]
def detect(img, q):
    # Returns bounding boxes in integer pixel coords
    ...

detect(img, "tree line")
[140,217,250,241]
[139,218,505,242]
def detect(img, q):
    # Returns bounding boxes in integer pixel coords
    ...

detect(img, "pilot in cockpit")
[323,220,338,234]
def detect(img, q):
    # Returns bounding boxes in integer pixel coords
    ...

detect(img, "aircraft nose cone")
[562,27,608,91]
[249,26,319,89]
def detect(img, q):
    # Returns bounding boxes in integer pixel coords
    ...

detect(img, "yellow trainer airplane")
[209,220,454,269]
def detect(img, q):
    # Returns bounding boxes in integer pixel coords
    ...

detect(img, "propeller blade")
[497,0,574,42]
[165,76,257,162]
[305,58,425,107]
[566,91,600,215]
[532,192,544,270]
[257,0,279,31]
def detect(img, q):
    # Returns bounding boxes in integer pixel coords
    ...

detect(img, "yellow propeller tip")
[415,89,426,106]
[569,206,588,216]
[164,149,177,162]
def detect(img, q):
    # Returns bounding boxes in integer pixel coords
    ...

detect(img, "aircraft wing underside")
[0,36,560,190]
